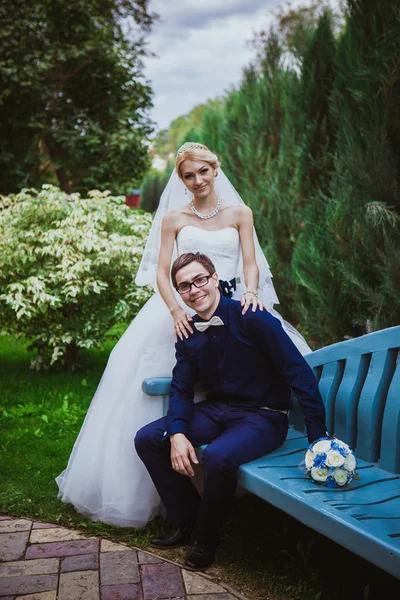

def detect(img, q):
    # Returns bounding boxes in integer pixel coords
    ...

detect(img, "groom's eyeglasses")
[176,274,214,295]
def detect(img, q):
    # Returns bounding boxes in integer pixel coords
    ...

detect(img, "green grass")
[1,334,399,600]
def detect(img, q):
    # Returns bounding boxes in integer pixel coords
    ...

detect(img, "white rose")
[312,439,331,454]
[326,449,346,468]
[333,437,350,451]
[311,466,329,482]
[305,450,316,470]
[343,452,356,472]
[333,468,349,486]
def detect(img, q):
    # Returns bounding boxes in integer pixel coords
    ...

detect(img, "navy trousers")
[135,400,288,544]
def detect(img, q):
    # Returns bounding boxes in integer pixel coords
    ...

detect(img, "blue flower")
[326,476,337,488]
[313,453,327,467]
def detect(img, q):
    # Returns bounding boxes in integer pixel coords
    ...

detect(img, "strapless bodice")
[176,226,240,280]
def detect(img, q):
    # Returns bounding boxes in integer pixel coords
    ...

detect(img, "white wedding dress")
[56,226,310,527]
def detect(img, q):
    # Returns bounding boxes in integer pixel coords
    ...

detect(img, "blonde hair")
[175,142,220,180]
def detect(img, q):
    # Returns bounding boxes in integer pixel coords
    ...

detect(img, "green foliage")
[148,0,400,345]
[0,0,157,195]
[140,162,173,213]
[293,0,400,340]
[0,185,153,369]
[153,99,223,160]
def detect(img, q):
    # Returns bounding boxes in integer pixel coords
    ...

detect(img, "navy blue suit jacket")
[167,294,327,443]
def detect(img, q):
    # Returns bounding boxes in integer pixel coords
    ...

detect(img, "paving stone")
[0,558,59,578]
[59,569,99,600]
[137,551,162,564]
[32,522,59,530]
[100,551,139,585]
[0,519,32,533]
[182,570,227,595]
[0,531,30,561]
[101,583,142,600]
[141,563,185,600]
[30,527,88,544]
[26,538,99,560]
[187,595,237,600]
[0,573,57,596]
[101,540,130,553]
[18,592,57,600]
[0,517,248,600]
[61,553,98,572]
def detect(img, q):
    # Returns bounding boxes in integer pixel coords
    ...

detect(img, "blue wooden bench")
[142,326,400,579]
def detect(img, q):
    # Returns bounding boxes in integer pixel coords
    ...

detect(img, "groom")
[135,252,327,571]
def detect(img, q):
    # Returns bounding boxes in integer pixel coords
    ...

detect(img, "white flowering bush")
[0,185,153,369]
[304,437,357,487]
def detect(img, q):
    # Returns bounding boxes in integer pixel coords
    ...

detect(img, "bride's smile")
[182,160,217,204]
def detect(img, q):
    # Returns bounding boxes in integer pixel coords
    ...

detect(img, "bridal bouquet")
[304,437,357,487]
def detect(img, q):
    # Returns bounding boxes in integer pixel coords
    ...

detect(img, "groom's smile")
[175,262,220,319]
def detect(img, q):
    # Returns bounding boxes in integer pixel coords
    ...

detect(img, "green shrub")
[0,185,152,369]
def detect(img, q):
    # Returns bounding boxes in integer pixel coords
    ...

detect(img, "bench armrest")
[142,377,172,396]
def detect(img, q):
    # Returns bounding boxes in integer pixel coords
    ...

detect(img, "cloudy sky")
[142,0,300,131]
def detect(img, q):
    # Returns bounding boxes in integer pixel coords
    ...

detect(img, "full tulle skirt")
[56,293,177,527]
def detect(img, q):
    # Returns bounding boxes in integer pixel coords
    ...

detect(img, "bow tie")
[194,316,224,332]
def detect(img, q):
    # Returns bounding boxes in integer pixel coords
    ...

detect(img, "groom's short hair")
[171,252,216,288]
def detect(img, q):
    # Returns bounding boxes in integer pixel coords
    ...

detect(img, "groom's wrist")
[170,433,185,441]
[170,433,187,447]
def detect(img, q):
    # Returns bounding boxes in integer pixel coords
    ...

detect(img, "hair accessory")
[176,142,207,157]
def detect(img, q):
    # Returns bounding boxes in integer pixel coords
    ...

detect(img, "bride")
[56,142,311,527]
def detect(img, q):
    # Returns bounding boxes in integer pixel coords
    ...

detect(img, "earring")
[214,172,218,177]
[185,187,187,195]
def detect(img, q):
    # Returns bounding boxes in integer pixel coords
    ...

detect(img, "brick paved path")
[0,516,247,600]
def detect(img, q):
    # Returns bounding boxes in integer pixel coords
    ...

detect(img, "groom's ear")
[212,272,219,288]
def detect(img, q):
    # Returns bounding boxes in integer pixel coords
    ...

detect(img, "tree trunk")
[42,132,72,194]
[54,165,72,194]
[64,341,78,371]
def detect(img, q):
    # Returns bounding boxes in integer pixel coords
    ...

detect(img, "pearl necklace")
[189,196,221,219]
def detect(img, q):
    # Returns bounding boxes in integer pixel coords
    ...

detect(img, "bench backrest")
[290,326,400,473]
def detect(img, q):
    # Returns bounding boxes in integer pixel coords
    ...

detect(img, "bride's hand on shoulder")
[240,291,267,315]
[172,307,194,342]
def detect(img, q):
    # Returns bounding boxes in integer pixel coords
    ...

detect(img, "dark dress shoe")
[184,540,217,571]
[150,519,194,548]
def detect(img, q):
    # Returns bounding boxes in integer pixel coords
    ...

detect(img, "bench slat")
[380,360,400,473]
[356,349,397,462]
[306,326,400,366]
[314,360,344,434]
[334,354,370,448]
[338,500,400,520]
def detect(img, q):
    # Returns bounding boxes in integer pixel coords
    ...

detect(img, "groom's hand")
[170,433,199,477]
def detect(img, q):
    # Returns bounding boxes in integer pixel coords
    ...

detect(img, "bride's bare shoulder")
[162,207,190,230]
[232,203,252,216]
[222,203,252,222]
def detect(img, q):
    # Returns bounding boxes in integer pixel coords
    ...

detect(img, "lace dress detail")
[176,226,240,282]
